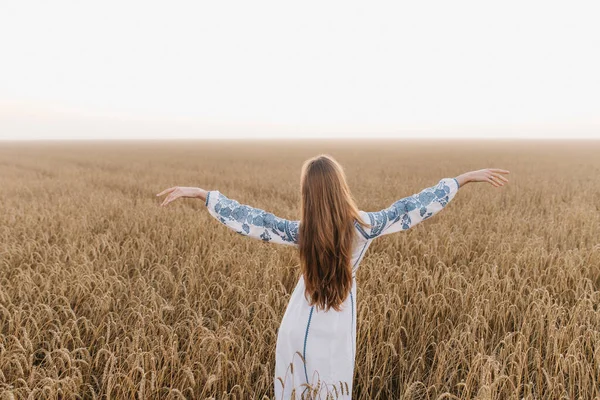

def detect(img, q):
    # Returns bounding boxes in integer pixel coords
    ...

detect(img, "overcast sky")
[1,0,599,140]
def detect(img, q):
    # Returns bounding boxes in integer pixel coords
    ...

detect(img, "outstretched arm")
[204,190,300,247]
[358,177,460,240]
[156,186,300,246]
[358,169,509,240]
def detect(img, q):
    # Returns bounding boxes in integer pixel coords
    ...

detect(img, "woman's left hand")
[156,186,206,207]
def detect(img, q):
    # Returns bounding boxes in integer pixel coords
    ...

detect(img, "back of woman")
[274,166,461,398]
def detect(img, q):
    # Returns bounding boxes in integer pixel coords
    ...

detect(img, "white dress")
[204,177,460,399]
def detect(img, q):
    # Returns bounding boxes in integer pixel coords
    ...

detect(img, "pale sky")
[1,0,599,140]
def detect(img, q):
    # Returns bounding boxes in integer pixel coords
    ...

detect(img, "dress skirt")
[274,275,357,399]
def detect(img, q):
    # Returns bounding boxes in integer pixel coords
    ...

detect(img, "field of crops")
[1,139,599,399]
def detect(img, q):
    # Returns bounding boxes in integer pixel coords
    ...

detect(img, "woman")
[157,154,509,399]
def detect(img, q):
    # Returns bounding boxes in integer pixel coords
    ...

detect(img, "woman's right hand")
[466,168,510,187]
[156,186,207,207]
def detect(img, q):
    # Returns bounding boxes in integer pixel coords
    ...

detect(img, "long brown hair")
[298,154,371,312]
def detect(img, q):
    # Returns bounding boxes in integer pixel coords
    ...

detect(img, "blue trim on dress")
[205,191,211,207]
[354,221,371,240]
[350,291,355,365]
[453,177,460,189]
[303,306,315,384]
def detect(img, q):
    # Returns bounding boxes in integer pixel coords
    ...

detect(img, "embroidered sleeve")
[356,177,460,240]
[204,190,300,247]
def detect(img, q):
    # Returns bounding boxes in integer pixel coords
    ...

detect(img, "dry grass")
[1,139,599,399]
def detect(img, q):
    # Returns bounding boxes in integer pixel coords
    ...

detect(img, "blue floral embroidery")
[277,220,286,231]
[356,178,456,240]
[434,188,446,199]
[260,230,271,241]
[286,221,300,243]
[263,213,275,228]
[232,206,249,222]
[208,191,299,246]
[252,214,265,227]
[418,191,435,205]
[219,207,232,218]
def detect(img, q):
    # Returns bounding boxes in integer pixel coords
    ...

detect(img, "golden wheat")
[0,139,599,399]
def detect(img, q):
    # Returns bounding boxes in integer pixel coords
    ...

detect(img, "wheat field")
[0,139,599,399]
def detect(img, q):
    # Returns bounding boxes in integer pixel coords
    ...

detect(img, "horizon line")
[2,136,600,142]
